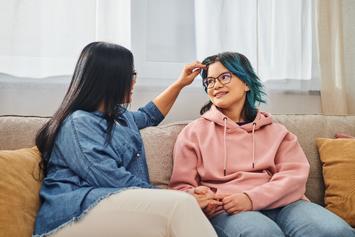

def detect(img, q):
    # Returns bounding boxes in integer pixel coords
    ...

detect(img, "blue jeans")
[210,200,355,237]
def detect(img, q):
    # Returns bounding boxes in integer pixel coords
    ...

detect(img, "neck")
[220,100,245,123]
[98,102,105,113]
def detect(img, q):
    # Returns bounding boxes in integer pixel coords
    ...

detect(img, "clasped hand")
[188,186,253,217]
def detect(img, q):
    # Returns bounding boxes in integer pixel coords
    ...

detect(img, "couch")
[1,114,355,236]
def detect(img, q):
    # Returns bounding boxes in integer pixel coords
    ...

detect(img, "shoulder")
[255,111,290,137]
[183,117,208,130]
[265,121,297,141]
[258,111,289,132]
[269,122,288,132]
[178,117,209,138]
[61,110,106,134]
[68,110,104,124]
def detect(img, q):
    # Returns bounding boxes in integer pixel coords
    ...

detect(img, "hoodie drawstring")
[223,118,257,175]
[252,122,256,169]
[223,117,227,176]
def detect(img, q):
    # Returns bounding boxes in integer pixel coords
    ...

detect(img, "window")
[132,0,318,90]
[0,0,318,90]
[0,0,130,78]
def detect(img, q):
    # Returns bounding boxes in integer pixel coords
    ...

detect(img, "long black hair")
[36,42,135,176]
[200,52,266,122]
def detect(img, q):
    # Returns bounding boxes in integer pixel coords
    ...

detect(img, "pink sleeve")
[169,127,200,191]
[244,132,310,210]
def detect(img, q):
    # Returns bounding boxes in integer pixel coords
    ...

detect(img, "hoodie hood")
[201,105,273,173]
[201,105,273,132]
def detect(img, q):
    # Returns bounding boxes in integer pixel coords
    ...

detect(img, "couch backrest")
[1,114,355,206]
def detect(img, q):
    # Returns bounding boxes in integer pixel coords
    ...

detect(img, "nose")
[213,79,224,89]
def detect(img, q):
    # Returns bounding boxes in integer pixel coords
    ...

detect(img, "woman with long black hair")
[33,42,217,237]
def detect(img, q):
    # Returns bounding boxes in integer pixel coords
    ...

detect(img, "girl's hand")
[176,61,206,88]
[216,193,253,215]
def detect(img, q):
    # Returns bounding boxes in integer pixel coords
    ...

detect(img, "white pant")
[53,189,217,237]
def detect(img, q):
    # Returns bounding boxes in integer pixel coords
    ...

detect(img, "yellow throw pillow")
[0,147,42,237]
[316,138,355,227]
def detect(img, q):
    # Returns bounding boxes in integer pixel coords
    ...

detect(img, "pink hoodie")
[169,105,310,210]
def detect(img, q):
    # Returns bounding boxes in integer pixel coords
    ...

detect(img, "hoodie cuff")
[243,190,263,210]
[242,192,254,210]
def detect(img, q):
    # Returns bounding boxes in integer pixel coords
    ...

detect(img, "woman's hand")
[175,61,206,88]
[188,186,219,209]
[203,202,224,218]
[216,193,253,215]
[188,186,223,218]
[188,186,214,208]
[152,61,206,117]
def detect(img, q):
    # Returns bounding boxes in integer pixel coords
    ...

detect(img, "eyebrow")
[206,71,230,78]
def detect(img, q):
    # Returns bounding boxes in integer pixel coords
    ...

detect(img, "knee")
[242,224,284,237]
[172,191,199,208]
[164,190,199,209]
[319,227,354,237]
[305,222,354,237]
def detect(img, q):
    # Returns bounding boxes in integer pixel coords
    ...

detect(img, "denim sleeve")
[60,115,153,189]
[130,101,165,129]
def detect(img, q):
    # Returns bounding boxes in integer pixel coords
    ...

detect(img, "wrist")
[186,188,195,195]
[242,192,253,210]
[172,80,185,90]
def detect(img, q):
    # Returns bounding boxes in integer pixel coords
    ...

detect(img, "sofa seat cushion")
[0,147,42,236]
[316,138,355,227]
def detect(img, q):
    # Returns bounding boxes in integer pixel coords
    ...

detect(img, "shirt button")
[136,153,140,158]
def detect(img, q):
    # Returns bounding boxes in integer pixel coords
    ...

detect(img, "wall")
[0,75,321,124]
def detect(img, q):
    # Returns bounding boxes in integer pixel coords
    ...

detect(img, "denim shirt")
[33,102,164,236]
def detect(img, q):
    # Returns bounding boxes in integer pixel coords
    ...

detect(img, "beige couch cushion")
[142,122,187,188]
[0,116,48,150]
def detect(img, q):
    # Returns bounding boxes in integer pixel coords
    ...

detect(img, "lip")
[214,91,228,98]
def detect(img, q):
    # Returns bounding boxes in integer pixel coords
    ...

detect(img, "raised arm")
[153,61,206,116]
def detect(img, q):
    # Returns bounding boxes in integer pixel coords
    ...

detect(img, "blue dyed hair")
[200,52,266,122]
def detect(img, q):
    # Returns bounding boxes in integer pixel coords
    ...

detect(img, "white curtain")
[0,0,322,117]
[0,0,130,78]
[0,0,313,82]
[194,0,312,81]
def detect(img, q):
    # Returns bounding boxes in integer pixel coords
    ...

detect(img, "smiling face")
[206,61,249,110]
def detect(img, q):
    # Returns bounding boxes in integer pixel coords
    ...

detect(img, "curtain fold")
[315,0,353,115]
[194,0,312,82]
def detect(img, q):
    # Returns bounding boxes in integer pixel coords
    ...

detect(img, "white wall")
[0,75,321,124]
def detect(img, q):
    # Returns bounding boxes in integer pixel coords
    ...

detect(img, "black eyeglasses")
[203,72,232,89]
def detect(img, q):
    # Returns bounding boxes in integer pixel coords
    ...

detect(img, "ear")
[244,84,250,92]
